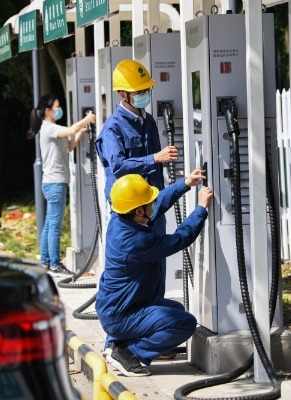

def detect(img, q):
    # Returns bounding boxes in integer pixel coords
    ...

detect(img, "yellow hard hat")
[110,174,159,214]
[113,59,156,92]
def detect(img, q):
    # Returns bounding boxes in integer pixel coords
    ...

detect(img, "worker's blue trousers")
[101,298,197,365]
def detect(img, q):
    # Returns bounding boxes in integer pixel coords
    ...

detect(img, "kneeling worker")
[96,169,212,377]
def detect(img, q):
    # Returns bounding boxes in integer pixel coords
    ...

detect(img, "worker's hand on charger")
[198,186,213,209]
[185,168,206,187]
[154,145,180,163]
[184,168,213,209]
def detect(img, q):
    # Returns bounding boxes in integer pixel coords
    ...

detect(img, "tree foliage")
[271,3,290,90]
[0,1,33,204]
[0,0,32,107]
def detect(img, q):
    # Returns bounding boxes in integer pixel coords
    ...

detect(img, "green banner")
[0,25,12,63]
[43,0,68,43]
[76,0,108,27]
[19,11,37,52]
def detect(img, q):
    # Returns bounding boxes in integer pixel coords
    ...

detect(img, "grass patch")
[0,194,71,262]
[282,263,291,329]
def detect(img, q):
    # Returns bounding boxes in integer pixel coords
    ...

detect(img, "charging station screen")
[192,71,202,134]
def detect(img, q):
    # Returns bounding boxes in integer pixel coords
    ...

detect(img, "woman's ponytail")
[26,94,57,139]
[26,108,42,139]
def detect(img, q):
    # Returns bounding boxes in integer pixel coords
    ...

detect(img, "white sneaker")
[48,263,74,277]
[103,342,115,360]
[109,346,151,377]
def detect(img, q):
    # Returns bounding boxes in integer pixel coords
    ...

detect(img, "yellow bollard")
[101,372,138,400]
[84,352,112,400]
[66,331,112,400]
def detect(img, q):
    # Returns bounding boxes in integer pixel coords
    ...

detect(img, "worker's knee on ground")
[177,312,197,337]
[187,313,197,333]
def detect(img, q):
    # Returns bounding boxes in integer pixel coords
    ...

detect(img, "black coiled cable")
[174,106,281,399]
[231,131,280,397]
[57,123,102,320]
[162,104,193,311]
[266,154,280,319]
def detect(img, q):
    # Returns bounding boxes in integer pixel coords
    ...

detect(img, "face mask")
[53,107,63,121]
[131,91,151,109]
[147,201,157,220]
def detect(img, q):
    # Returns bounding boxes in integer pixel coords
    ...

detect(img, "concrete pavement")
[54,274,290,400]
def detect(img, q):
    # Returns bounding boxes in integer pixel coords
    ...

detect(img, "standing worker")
[96,169,212,377]
[95,59,180,296]
[27,94,96,276]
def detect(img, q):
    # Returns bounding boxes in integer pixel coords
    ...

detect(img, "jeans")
[40,183,67,268]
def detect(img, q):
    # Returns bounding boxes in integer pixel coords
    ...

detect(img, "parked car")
[0,256,83,400]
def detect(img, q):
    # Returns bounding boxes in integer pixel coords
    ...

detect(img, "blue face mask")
[131,91,151,109]
[53,107,63,121]
[148,201,157,220]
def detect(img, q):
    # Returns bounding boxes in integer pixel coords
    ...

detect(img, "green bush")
[0,198,71,262]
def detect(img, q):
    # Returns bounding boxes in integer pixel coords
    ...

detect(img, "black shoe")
[108,346,151,377]
[48,263,74,277]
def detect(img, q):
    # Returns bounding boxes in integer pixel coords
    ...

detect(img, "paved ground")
[54,274,288,400]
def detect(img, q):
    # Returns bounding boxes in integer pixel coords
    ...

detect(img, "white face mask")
[131,91,151,109]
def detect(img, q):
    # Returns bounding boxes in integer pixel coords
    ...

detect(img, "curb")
[66,330,138,400]
[281,380,291,400]
[101,373,138,400]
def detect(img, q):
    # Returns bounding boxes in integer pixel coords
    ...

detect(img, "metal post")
[147,0,159,32]
[198,0,214,14]
[132,0,144,59]
[220,0,240,13]
[109,12,120,45]
[180,0,193,181]
[32,45,45,242]
[180,0,194,362]
[289,0,291,88]
[245,0,270,382]
[94,20,106,266]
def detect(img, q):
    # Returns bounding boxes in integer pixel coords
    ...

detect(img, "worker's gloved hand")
[184,168,206,187]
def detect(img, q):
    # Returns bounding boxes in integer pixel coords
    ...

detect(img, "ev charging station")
[98,46,133,119]
[183,11,289,374]
[65,56,97,271]
[186,12,280,333]
[95,45,133,269]
[134,31,185,293]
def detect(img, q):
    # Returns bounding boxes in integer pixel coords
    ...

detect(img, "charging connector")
[218,97,240,136]
[217,97,236,116]
[158,101,173,117]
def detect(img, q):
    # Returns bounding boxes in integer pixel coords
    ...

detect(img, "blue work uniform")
[96,179,208,365]
[95,104,164,199]
[95,104,167,295]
